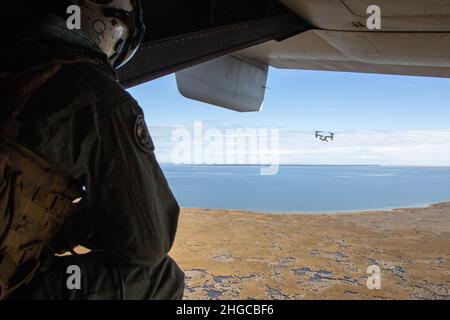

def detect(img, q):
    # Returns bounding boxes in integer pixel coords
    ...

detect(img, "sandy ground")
[170,203,450,300]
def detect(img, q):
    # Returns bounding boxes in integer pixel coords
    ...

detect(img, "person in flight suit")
[0,0,184,300]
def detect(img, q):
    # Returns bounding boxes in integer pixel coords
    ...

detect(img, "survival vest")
[0,137,81,299]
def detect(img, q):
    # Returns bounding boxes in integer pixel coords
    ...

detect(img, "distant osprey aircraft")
[315,131,334,142]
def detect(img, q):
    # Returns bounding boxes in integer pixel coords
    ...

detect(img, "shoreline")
[171,202,450,299]
[180,201,450,216]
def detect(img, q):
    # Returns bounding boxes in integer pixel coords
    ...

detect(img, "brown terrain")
[170,203,450,300]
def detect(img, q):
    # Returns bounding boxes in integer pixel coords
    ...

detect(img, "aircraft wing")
[118,0,450,112]
[236,0,450,79]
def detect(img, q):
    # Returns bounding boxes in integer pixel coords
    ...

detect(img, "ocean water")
[160,165,450,214]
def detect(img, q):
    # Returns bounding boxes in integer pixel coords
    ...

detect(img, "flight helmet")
[74,0,146,68]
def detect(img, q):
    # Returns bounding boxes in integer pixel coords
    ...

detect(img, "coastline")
[170,202,450,299]
[178,201,450,216]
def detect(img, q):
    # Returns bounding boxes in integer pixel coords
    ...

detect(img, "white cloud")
[148,124,450,166]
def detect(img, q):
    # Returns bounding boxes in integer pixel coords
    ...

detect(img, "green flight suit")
[2,14,184,300]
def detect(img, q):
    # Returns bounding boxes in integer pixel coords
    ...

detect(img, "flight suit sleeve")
[85,99,180,267]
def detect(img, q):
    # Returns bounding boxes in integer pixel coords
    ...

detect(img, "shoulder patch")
[134,115,154,153]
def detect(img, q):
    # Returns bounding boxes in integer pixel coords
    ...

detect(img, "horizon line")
[158,163,450,168]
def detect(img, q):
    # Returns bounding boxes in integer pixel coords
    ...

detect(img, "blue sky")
[128,68,450,166]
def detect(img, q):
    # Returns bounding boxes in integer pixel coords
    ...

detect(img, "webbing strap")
[2,230,24,250]
[0,137,82,299]
[0,254,17,281]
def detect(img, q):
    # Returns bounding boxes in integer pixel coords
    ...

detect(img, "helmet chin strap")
[109,38,125,65]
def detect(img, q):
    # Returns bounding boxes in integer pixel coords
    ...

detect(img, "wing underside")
[120,0,450,111]
[237,0,450,78]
